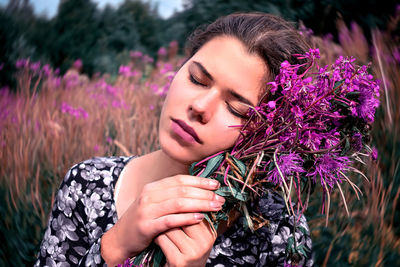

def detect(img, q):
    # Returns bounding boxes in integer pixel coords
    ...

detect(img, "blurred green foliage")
[0,0,399,87]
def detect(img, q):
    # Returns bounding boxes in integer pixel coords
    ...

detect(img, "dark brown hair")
[186,12,310,81]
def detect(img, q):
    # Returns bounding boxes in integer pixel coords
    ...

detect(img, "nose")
[189,88,220,124]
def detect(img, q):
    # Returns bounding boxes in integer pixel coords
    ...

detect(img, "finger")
[150,198,223,218]
[151,213,204,234]
[149,186,225,203]
[146,175,220,192]
[155,234,182,259]
[163,228,192,254]
[182,220,217,241]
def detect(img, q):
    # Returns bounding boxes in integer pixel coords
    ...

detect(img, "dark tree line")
[0,0,398,88]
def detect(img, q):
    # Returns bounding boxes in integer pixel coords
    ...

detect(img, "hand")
[101,175,224,265]
[155,219,217,267]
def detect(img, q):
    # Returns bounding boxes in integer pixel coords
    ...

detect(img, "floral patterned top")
[35,156,314,267]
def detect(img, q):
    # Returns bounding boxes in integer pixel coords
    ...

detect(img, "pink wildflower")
[158,47,167,56]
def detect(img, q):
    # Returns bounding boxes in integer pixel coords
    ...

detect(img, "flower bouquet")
[125,49,380,267]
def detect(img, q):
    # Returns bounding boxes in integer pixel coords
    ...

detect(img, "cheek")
[162,75,189,109]
[160,76,184,119]
[209,111,242,149]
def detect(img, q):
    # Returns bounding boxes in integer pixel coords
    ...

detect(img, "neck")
[154,149,190,177]
[133,150,190,184]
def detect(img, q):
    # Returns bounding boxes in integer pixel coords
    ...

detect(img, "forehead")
[189,36,268,105]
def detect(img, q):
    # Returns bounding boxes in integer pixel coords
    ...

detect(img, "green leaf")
[199,153,225,178]
[334,100,349,108]
[296,244,308,256]
[203,213,218,231]
[228,155,247,176]
[152,246,165,266]
[215,186,249,202]
[189,162,200,176]
[341,137,350,156]
[286,236,295,253]
[216,212,228,221]
[297,226,309,236]
[132,250,145,265]
[214,174,225,184]
[346,91,360,97]
[334,79,344,91]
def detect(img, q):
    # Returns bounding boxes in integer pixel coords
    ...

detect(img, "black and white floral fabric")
[35,156,314,267]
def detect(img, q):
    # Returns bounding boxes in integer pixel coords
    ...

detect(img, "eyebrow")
[192,61,214,81]
[191,61,255,106]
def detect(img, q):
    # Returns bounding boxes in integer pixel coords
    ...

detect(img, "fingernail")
[210,201,222,209]
[194,213,204,220]
[209,180,220,188]
[215,194,225,203]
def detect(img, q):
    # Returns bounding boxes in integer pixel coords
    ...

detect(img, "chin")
[160,142,201,166]
[158,131,200,165]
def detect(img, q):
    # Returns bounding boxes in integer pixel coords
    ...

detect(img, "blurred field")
[1,15,400,267]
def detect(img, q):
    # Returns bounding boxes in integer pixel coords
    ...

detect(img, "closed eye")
[189,74,207,87]
[226,101,249,119]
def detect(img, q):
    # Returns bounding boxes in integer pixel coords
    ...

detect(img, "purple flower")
[371,147,378,161]
[290,105,304,122]
[119,65,131,77]
[77,107,89,119]
[73,59,83,70]
[169,40,178,48]
[0,63,3,71]
[142,55,154,64]
[130,51,143,58]
[308,153,350,188]
[267,101,276,109]
[117,258,131,267]
[306,48,320,59]
[30,61,41,72]
[352,80,380,123]
[16,59,28,69]
[268,81,278,94]
[60,102,73,113]
[351,132,363,152]
[269,153,304,185]
[60,103,88,119]
[393,48,400,64]
[157,47,167,56]
[42,64,51,76]
[160,63,173,74]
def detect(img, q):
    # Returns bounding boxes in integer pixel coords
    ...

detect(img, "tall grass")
[1,16,399,265]
[303,14,400,266]
[0,45,180,265]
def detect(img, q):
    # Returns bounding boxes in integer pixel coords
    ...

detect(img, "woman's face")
[159,36,267,164]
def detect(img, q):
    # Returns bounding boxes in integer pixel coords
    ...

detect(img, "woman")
[35,13,313,266]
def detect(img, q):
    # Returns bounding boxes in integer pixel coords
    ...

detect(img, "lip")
[171,118,203,144]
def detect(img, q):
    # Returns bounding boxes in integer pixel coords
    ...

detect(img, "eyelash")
[189,74,206,87]
[189,73,248,119]
[226,102,249,119]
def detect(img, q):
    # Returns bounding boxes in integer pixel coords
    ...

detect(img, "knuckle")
[138,195,150,206]
[177,175,186,185]
[175,199,184,209]
[178,186,188,197]
[142,183,151,193]
[187,249,198,262]
[163,216,174,228]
